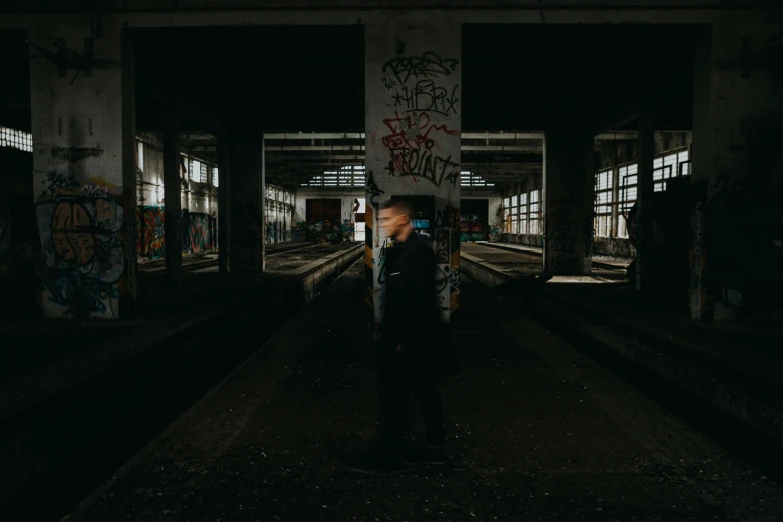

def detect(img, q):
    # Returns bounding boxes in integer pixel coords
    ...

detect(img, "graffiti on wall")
[35,172,124,319]
[460,213,486,242]
[137,206,165,260]
[189,212,215,253]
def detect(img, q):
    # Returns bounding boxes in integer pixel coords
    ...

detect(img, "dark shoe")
[403,445,448,466]
[340,450,418,476]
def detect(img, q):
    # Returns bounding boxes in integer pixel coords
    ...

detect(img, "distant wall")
[136,135,218,260]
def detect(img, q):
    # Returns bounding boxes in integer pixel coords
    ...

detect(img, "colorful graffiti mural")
[35,171,124,319]
[188,212,215,253]
[460,213,486,242]
[137,206,165,260]
[136,207,215,259]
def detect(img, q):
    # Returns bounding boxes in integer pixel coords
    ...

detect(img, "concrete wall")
[265,184,294,244]
[296,188,363,221]
[691,22,783,320]
[293,188,362,242]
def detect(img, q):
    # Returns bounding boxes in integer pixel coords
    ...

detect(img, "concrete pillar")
[690,21,783,321]
[365,12,462,324]
[30,18,136,319]
[217,130,231,275]
[636,110,655,294]
[542,126,594,274]
[163,111,183,286]
[227,128,263,273]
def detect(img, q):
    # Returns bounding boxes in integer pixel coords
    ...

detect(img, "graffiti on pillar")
[435,229,450,264]
[432,204,461,317]
[380,51,461,189]
[366,170,385,207]
[381,111,460,188]
[434,206,459,229]
[382,52,459,84]
[137,206,166,260]
[545,207,579,252]
[35,173,124,319]
[364,205,375,308]
[377,238,389,285]
[371,48,461,316]
[392,81,460,116]
[50,146,104,162]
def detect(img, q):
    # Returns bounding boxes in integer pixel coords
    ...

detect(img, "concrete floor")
[64,260,783,522]
[0,242,358,416]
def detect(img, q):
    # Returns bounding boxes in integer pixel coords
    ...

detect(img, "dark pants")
[377,352,444,450]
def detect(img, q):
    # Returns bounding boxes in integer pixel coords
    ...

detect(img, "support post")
[636,109,655,295]
[30,18,135,319]
[364,12,462,325]
[163,110,183,286]
[542,125,594,275]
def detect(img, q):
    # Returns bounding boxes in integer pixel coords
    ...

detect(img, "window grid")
[460,171,495,187]
[617,163,638,238]
[212,167,219,188]
[189,159,201,182]
[529,190,541,235]
[519,193,528,235]
[200,162,208,184]
[0,127,33,152]
[502,198,511,233]
[594,169,613,238]
[303,165,366,187]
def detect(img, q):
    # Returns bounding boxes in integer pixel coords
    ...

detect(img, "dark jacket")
[380,231,458,384]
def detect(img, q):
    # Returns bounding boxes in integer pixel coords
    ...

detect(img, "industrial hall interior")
[1,1,783,521]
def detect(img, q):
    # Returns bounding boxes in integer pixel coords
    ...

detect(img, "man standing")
[344,200,458,475]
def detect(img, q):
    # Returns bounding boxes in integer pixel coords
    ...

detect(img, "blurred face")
[379,206,408,240]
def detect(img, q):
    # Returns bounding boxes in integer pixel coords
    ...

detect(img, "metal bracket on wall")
[26,37,95,78]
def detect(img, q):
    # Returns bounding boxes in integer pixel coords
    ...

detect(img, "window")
[0,127,33,152]
[618,163,638,238]
[510,195,519,233]
[678,150,690,176]
[212,167,219,188]
[529,190,541,235]
[460,171,494,187]
[594,169,613,237]
[303,165,366,187]
[519,192,528,235]
[502,197,511,232]
[200,162,208,183]
[654,149,690,192]
[190,159,201,182]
